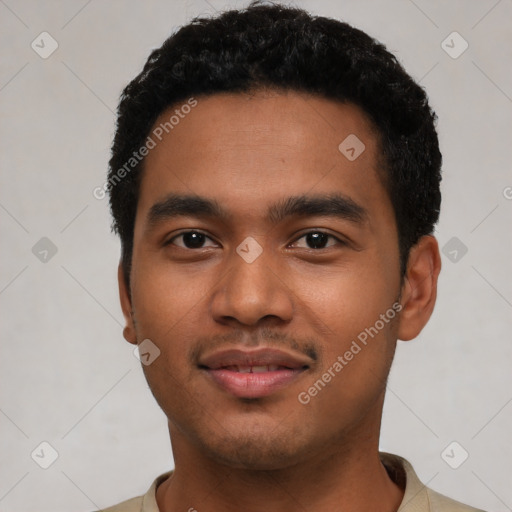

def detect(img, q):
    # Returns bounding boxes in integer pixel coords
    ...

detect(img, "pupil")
[307,232,328,249]
[183,232,205,248]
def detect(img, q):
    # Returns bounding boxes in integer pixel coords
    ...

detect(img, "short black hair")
[108,0,441,286]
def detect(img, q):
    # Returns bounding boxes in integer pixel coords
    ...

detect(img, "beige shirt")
[100,452,485,512]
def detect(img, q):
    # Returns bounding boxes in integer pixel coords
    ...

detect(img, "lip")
[198,348,311,399]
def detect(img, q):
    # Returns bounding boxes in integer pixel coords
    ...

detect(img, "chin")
[194,422,313,471]
[206,439,303,470]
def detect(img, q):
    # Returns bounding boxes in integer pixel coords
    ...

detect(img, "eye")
[166,231,218,249]
[290,231,345,250]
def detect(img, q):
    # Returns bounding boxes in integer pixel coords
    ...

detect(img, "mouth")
[220,364,297,373]
[198,348,311,399]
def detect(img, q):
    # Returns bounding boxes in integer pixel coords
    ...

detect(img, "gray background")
[1,0,511,510]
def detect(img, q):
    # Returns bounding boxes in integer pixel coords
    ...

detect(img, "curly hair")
[108,0,441,286]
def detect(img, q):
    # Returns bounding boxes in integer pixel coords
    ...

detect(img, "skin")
[118,89,441,512]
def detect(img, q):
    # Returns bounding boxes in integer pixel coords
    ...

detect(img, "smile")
[204,367,307,399]
[198,348,311,399]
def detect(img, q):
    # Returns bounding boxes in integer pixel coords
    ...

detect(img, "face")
[121,90,409,470]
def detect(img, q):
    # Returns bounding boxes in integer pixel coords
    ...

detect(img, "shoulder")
[425,487,486,512]
[93,471,173,512]
[99,495,143,512]
[379,452,486,512]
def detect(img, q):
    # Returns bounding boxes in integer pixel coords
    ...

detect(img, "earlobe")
[118,263,137,345]
[397,235,442,342]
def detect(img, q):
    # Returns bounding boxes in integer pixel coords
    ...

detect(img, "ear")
[397,235,441,341]
[118,262,137,345]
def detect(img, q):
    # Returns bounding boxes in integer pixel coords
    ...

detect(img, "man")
[102,1,485,511]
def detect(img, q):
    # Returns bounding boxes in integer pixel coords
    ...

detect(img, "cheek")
[292,257,400,389]
[295,267,399,418]
[131,261,206,406]
[293,259,397,332]
[131,254,216,338]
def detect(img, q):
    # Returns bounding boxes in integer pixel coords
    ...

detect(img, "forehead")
[136,90,392,230]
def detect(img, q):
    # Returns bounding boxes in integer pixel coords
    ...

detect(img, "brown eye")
[292,231,343,249]
[167,231,217,249]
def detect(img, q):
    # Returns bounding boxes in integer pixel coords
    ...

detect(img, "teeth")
[223,365,286,373]
[251,365,269,373]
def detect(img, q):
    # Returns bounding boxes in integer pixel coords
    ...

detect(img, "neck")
[156,410,403,512]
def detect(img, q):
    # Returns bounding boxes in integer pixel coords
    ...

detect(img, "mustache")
[188,327,320,364]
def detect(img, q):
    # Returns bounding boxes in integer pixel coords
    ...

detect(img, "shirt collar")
[142,452,431,512]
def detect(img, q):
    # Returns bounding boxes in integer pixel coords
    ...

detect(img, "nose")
[210,244,294,327]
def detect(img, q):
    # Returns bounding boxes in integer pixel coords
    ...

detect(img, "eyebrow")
[147,193,368,228]
[267,194,368,224]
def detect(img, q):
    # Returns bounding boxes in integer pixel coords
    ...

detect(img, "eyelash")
[165,230,346,250]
